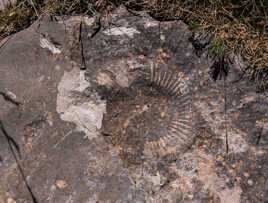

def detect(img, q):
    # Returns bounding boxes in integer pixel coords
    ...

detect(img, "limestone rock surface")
[0,6,267,203]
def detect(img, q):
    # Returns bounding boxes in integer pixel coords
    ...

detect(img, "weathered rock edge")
[0,6,267,203]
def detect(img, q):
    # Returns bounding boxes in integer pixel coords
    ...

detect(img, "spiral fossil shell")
[101,64,196,165]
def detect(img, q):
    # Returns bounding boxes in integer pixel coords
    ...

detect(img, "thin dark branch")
[158,22,161,47]
[79,21,87,70]
[125,7,142,17]
[0,120,21,157]
[0,91,22,106]
[224,76,229,154]
[256,127,263,145]
[0,120,38,203]
[90,17,101,39]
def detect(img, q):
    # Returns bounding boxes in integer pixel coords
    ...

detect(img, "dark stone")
[0,5,267,203]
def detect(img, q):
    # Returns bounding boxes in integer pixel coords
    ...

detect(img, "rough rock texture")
[0,6,267,203]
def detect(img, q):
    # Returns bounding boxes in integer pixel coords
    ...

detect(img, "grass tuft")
[208,39,227,59]
[0,0,267,91]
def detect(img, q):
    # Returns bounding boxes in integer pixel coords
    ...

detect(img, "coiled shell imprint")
[101,64,196,165]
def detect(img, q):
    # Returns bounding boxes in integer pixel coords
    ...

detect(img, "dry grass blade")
[0,0,267,90]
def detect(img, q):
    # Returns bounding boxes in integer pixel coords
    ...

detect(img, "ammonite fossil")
[100,63,196,165]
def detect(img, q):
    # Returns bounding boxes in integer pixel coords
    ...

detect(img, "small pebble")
[25,127,31,132]
[27,137,33,143]
[9,12,15,17]
[216,156,223,162]
[247,179,253,185]
[243,172,249,177]
[7,198,16,203]
[236,177,241,182]
[138,55,145,59]
[56,180,68,189]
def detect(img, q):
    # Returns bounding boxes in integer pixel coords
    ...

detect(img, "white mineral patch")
[143,19,159,28]
[83,16,94,26]
[77,71,90,92]
[40,37,61,54]
[103,27,140,37]
[150,172,161,186]
[5,89,16,99]
[228,129,249,153]
[56,68,106,139]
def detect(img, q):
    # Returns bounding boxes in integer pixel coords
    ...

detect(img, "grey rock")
[0,6,267,203]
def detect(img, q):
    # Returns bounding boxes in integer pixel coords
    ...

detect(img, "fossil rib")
[101,65,196,165]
